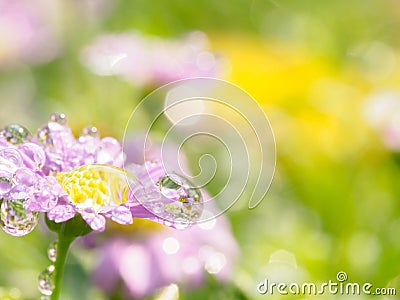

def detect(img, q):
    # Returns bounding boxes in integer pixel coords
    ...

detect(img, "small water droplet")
[36,125,53,146]
[80,126,99,138]
[0,124,32,144]
[159,174,186,200]
[49,112,67,125]
[148,173,203,224]
[0,200,38,236]
[47,240,58,263]
[38,265,55,296]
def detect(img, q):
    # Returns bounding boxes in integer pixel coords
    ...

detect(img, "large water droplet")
[150,173,203,226]
[159,174,187,200]
[47,240,58,263]
[49,112,67,125]
[0,124,32,144]
[80,126,99,138]
[38,265,55,296]
[0,200,38,236]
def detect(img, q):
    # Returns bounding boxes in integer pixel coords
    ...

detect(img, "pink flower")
[0,0,61,69]
[80,31,228,87]
[1,113,204,235]
[91,135,239,298]
[93,199,239,298]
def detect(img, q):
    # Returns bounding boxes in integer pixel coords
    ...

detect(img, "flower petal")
[81,209,106,231]
[110,206,133,225]
[47,201,76,223]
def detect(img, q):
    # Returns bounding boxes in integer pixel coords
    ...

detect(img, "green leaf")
[45,214,92,238]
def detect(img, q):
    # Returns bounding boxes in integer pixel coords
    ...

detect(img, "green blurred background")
[1,0,400,299]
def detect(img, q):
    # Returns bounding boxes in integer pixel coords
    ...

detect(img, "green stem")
[51,233,74,300]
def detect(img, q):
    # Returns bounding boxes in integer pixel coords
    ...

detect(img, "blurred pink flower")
[91,134,239,298]
[93,201,239,298]
[364,91,400,151]
[80,31,228,86]
[0,0,62,68]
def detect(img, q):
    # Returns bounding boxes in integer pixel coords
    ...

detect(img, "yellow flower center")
[57,165,135,210]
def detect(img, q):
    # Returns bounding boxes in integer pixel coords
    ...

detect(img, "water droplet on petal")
[159,174,187,201]
[80,126,99,138]
[36,125,53,147]
[0,200,38,236]
[47,240,58,263]
[49,112,67,125]
[152,174,203,225]
[38,265,55,296]
[0,124,32,144]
